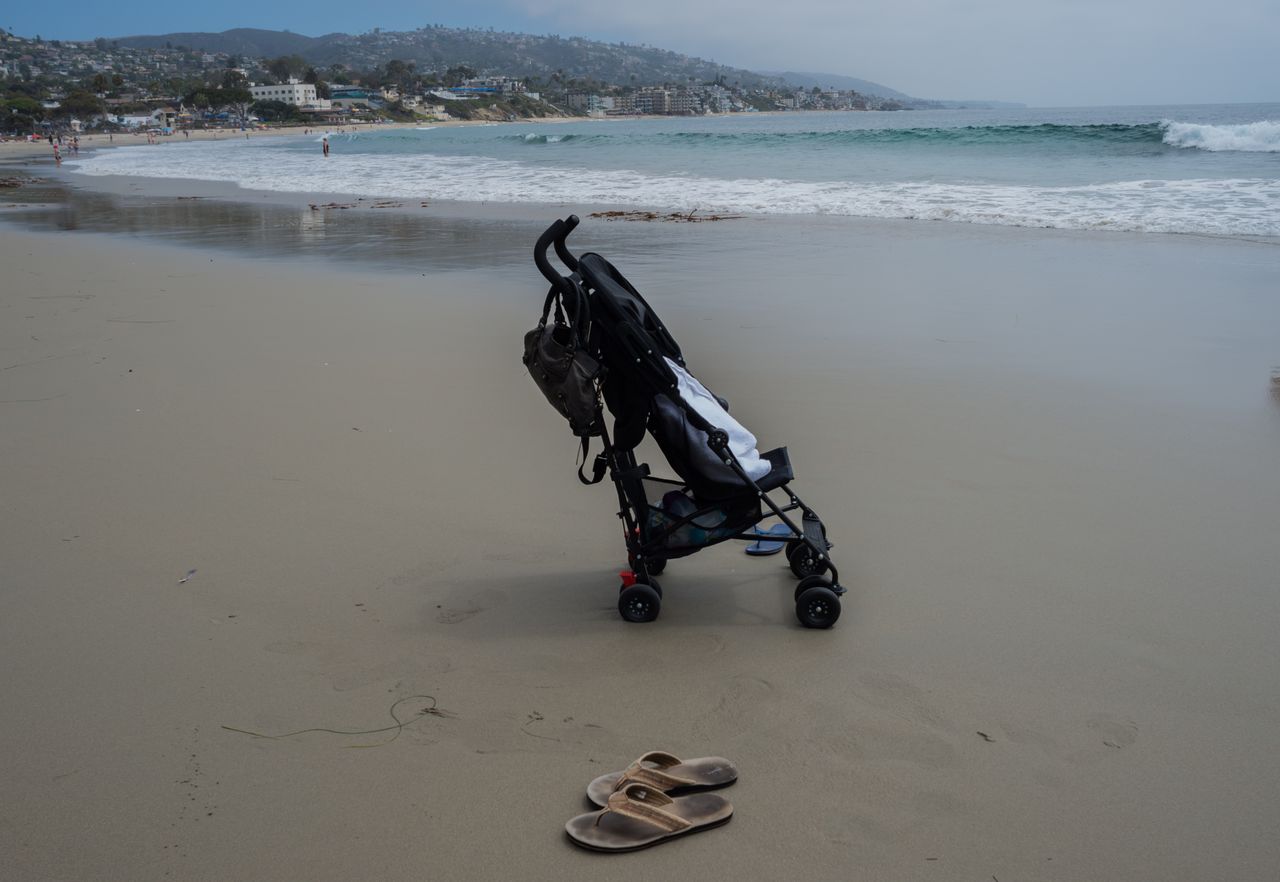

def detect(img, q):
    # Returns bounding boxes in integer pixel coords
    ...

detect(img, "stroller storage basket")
[643,492,763,559]
[529,215,849,628]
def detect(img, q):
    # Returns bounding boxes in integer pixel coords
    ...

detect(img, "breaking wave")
[1160,120,1280,152]
[507,132,580,144]
[389,121,1280,153]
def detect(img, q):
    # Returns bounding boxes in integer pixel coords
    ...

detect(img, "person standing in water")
[322,135,330,157]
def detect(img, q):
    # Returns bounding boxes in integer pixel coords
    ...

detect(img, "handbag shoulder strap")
[576,435,608,485]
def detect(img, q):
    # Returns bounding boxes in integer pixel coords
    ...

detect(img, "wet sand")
[2,201,1279,881]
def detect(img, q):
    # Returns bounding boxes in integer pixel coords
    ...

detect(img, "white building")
[248,79,331,110]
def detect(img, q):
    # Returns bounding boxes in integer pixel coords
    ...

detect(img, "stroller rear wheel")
[795,585,841,629]
[618,583,662,623]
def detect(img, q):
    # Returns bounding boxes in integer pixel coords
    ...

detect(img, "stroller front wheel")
[796,586,841,629]
[618,583,662,623]
[787,542,830,579]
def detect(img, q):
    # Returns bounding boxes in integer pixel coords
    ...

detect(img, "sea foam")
[1161,120,1280,152]
[64,138,1280,238]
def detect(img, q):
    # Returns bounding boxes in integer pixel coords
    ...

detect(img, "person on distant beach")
[322,135,330,157]
[52,143,61,165]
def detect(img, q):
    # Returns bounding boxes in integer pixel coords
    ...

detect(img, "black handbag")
[522,285,604,439]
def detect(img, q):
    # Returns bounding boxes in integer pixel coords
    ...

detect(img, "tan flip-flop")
[566,781,733,852]
[587,750,737,806]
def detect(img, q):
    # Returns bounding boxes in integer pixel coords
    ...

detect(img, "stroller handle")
[534,215,580,296]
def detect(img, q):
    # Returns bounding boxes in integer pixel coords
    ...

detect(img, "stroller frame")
[534,216,847,628]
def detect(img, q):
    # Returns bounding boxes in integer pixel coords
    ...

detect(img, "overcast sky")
[6,1,1278,106]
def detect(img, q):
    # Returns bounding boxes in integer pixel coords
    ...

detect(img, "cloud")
[499,0,1280,105]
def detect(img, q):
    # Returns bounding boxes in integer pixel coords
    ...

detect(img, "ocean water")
[65,104,1280,238]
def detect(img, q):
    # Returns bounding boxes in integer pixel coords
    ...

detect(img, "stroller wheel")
[787,542,830,579]
[794,574,833,602]
[796,586,841,629]
[618,583,662,623]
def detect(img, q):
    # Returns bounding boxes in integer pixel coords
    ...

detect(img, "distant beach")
[3,107,1280,881]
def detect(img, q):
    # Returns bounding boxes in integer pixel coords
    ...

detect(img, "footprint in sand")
[1087,714,1138,749]
[855,671,947,728]
[435,605,483,624]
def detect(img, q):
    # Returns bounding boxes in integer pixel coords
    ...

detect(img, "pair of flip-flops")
[566,751,738,852]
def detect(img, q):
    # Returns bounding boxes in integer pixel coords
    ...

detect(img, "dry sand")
[2,211,1279,881]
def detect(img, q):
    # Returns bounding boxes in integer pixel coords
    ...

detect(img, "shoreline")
[4,130,1277,248]
[3,154,1278,257]
[5,101,1279,245]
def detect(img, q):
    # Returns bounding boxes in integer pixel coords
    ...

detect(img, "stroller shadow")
[415,557,830,638]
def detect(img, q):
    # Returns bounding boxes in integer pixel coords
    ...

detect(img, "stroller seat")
[530,215,847,629]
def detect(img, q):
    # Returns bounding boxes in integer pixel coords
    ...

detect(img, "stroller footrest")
[802,512,830,550]
[756,447,794,493]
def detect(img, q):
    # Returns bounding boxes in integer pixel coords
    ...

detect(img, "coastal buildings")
[2,28,910,136]
[247,79,331,111]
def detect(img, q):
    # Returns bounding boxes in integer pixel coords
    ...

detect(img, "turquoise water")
[67,104,1280,237]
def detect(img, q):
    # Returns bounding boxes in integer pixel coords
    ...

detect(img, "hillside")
[764,70,915,102]
[112,28,330,58]
[114,26,782,90]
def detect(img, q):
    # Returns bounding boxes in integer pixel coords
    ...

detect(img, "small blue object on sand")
[745,523,792,556]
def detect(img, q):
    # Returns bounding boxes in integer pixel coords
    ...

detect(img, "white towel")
[664,358,772,481]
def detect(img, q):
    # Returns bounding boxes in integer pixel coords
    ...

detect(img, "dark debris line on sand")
[220,695,456,748]
[589,209,745,223]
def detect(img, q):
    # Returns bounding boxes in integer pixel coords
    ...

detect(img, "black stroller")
[529,216,847,628]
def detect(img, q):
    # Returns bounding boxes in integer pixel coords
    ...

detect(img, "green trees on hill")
[57,90,104,119]
[1,94,45,132]
[266,54,308,83]
[250,99,302,122]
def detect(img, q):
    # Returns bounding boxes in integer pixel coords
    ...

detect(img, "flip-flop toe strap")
[613,751,697,792]
[594,783,691,833]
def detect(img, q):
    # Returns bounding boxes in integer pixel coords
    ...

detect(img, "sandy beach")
[0,113,627,161]
[2,177,1279,880]
[0,123,341,158]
